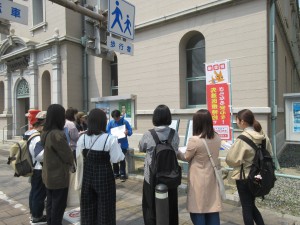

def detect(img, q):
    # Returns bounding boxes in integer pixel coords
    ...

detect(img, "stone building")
[0,0,299,164]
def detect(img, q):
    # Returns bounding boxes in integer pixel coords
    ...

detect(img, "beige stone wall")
[275,0,300,132]
[118,0,268,113]
[11,1,67,42]
[65,43,84,110]
[65,10,82,38]
[132,0,223,25]
[113,0,270,143]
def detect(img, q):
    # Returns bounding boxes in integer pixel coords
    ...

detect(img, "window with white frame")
[186,34,206,107]
[111,55,118,96]
[32,0,44,26]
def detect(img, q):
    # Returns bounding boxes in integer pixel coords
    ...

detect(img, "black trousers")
[46,187,69,225]
[236,180,265,225]
[113,148,127,176]
[142,180,178,225]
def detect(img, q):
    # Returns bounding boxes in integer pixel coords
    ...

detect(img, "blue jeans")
[29,169,46,218]
[236,180,265,225]
[113,148,127,176]
[190,212,220,225]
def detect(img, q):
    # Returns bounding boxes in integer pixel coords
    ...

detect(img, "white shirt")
[76,133,125,163]
[27,130,44,170]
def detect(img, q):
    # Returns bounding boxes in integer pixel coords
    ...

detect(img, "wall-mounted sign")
[0,0,28,25]
[293,102,300,133]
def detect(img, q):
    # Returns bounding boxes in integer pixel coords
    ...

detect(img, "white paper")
[111,125,126,139]
[178,146,187,154]
[221,140,232,150]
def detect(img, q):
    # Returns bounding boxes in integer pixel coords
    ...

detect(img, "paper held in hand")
[178,146,187,154]
[111,125,126,139]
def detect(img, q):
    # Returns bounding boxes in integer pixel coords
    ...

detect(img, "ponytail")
[237,109,262,132]
[253,119,262,132]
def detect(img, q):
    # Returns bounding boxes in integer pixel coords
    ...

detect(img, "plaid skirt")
[80,150,116,225]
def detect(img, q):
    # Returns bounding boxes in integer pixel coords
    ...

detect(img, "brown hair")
[236,109,262,132]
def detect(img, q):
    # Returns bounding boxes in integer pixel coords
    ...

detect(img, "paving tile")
[0,143,300,225]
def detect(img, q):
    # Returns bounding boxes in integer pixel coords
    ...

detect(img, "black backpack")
[238,135,276,198]
[149,129,182,189]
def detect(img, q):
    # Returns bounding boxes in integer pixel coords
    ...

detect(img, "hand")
[124,129,128,136]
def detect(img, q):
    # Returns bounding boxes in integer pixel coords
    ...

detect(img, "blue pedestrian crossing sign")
[108,0,135,40]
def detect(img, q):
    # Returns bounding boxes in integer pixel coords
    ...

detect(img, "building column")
[28,51,38,109]
[51,42,62,104]
[2,69,12,115]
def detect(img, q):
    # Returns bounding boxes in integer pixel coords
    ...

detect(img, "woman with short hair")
[139,104,180,225]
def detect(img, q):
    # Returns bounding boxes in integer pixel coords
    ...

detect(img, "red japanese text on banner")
[207,83,231,140]
[205,60,232,140]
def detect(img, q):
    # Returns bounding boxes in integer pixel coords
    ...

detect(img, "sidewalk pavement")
[0,146,300,225]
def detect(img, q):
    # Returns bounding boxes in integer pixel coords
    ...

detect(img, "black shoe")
[120,175,126,182]
[114,174,120,179]
[32,215,47,224]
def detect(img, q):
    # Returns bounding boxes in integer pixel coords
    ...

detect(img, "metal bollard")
[155,184,169,225]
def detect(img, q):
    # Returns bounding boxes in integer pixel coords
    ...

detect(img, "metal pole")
[269,0,280,170]
[155,184,169,225]
[49,0,105,21]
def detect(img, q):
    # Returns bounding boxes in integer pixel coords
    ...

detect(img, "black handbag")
[15,159,33,176]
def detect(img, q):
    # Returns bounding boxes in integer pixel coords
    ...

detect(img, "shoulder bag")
[202,138,226,201]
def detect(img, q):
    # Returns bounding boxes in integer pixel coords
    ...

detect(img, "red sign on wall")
[207,83,231,140]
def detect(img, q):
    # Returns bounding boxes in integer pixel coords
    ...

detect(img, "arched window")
[186,34,206,107]
[17,79,30,98]
[111,55,118,96]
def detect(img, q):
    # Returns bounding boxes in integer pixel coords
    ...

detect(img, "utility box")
[284,93,300,142]
[91,94,136,128]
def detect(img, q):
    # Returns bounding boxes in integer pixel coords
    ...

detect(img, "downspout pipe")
[82,0,88,112]
[269,0,280,169]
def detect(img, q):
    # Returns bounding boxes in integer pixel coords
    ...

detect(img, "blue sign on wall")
[108,0,135,40]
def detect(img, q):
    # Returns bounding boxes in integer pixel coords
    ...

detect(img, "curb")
[127,173,300,224]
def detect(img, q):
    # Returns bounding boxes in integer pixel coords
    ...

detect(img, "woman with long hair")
[41,104,74,225]
[226,109,272,225]
[76,108,124,225]
[177,109,222,225]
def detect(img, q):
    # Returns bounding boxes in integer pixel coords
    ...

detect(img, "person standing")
[139,104,180,225]
[64,107,79,155]
[75,111,88,132]
[226,109,272,225]
[76,108,124,225]
[41,104,74,225]
[26,111,47,224]
[177,109,222,225]
[106,109,132,181]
